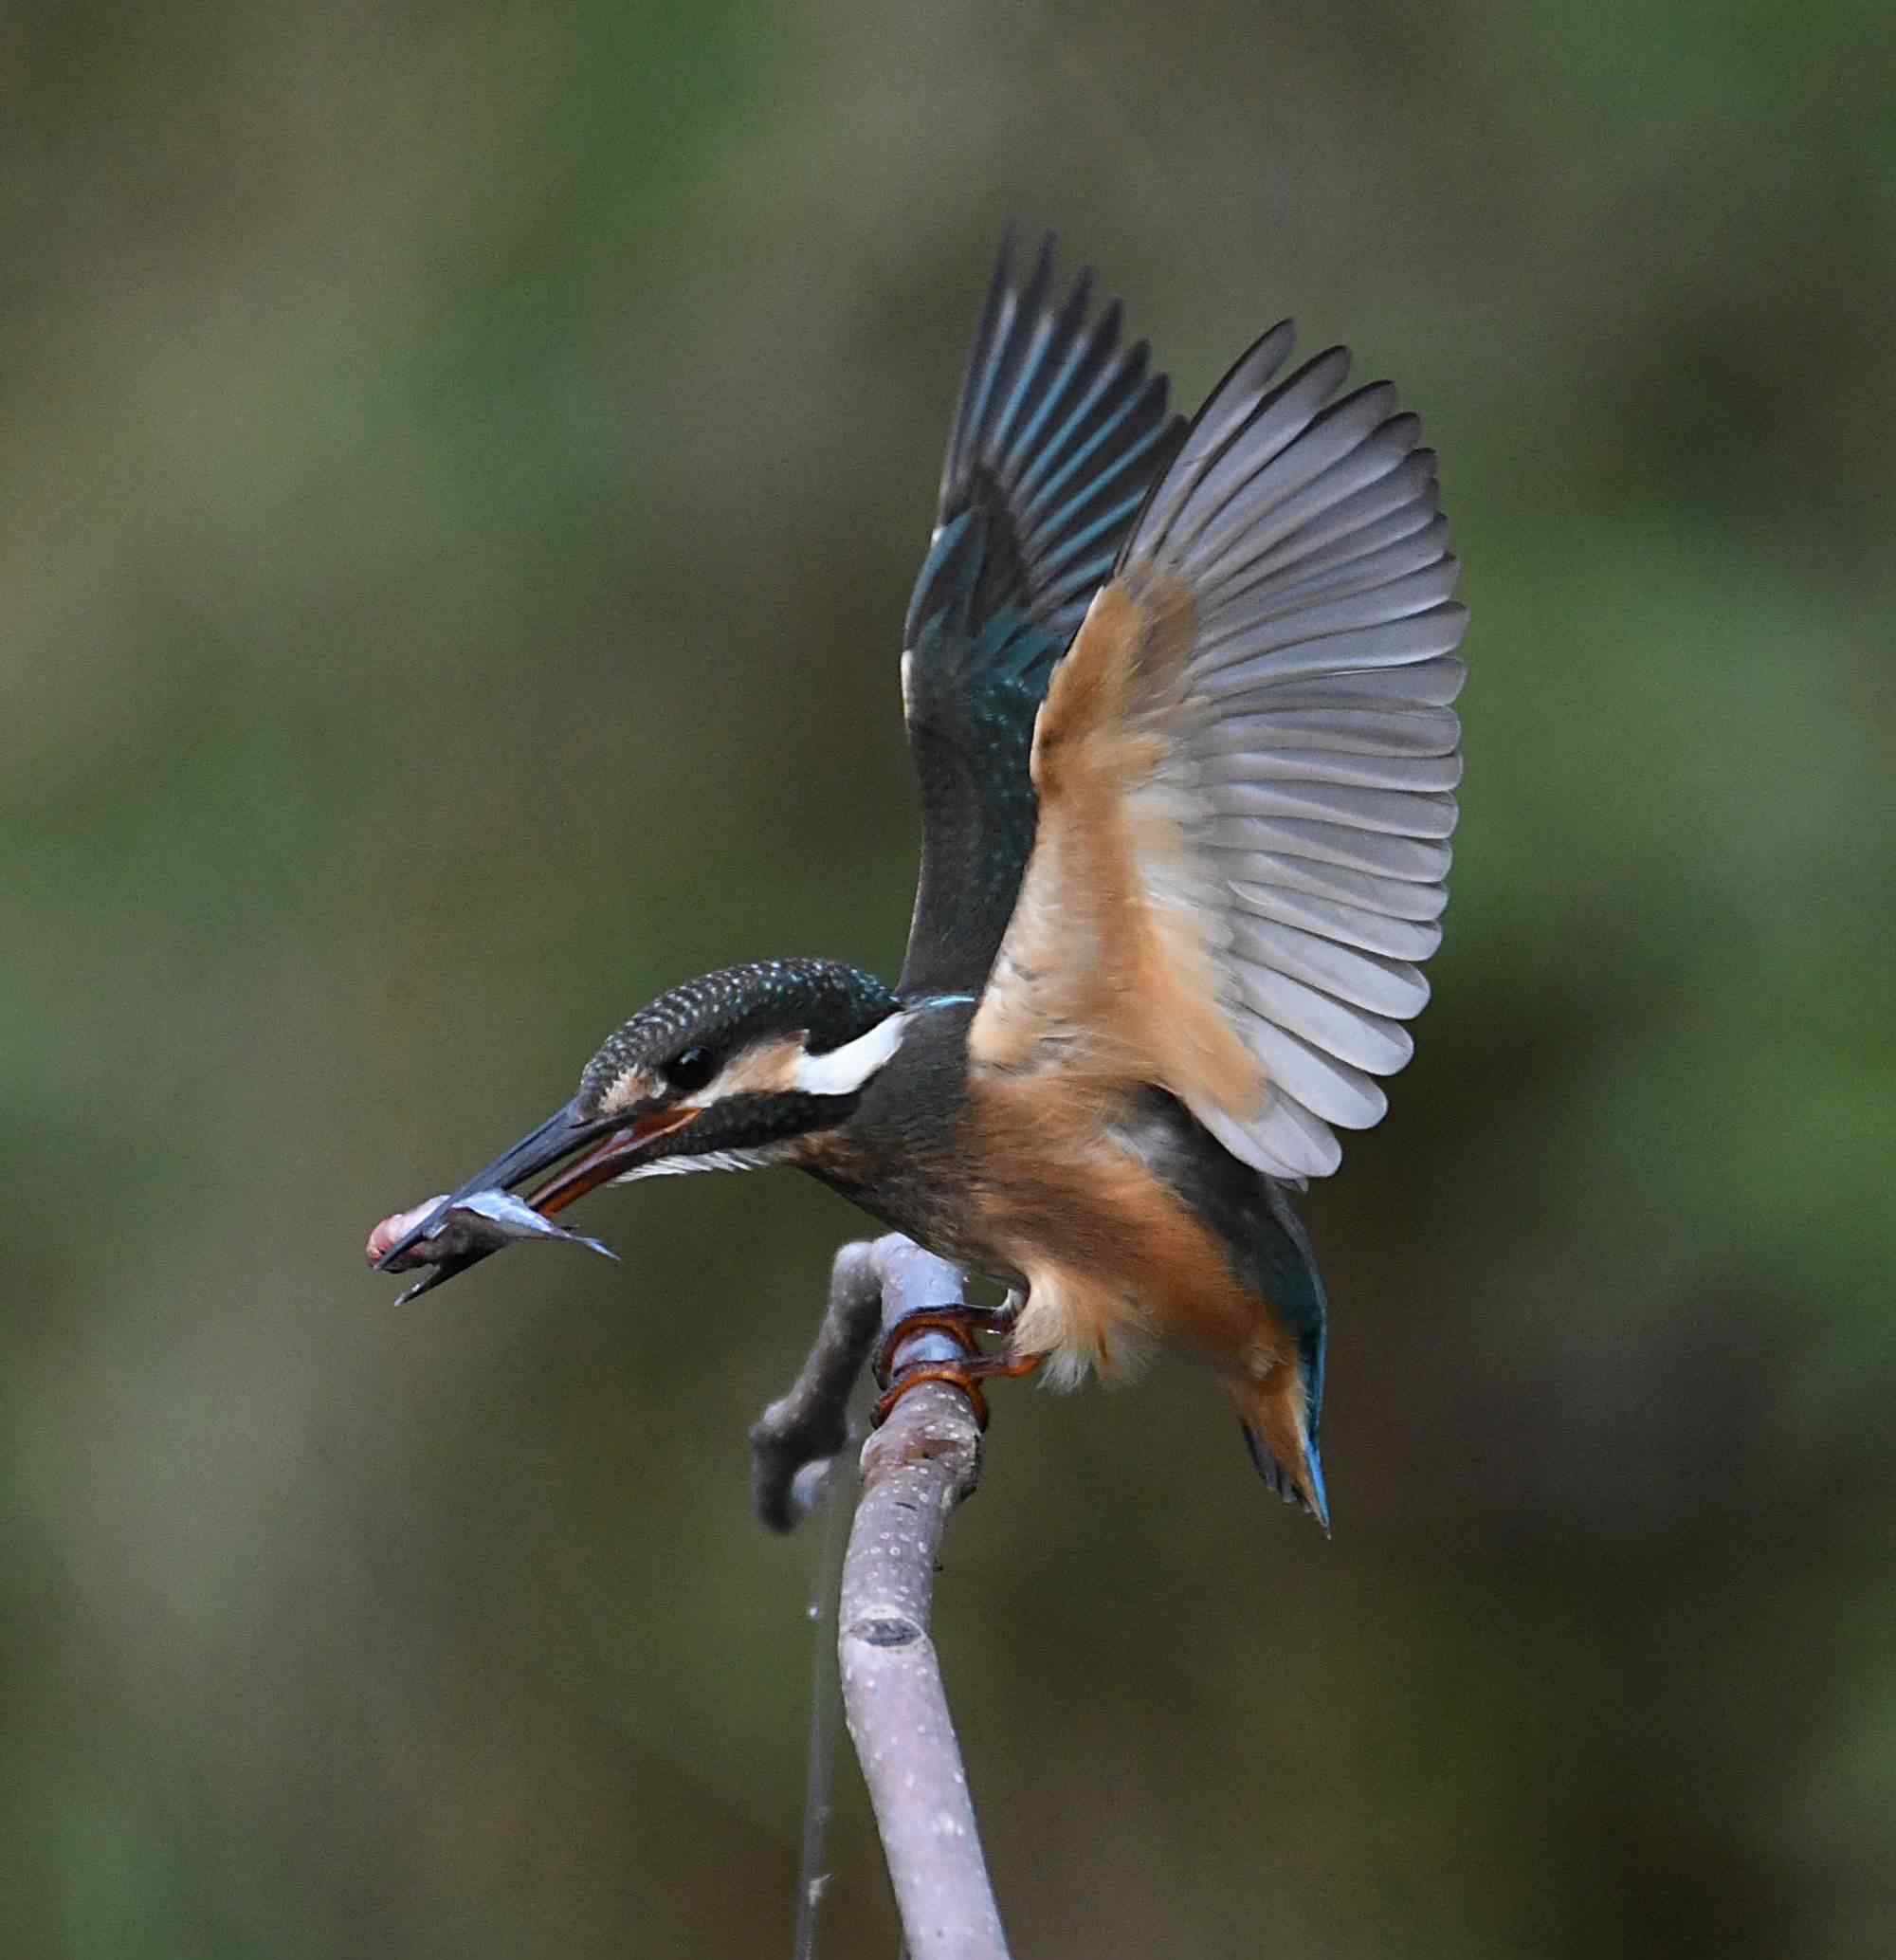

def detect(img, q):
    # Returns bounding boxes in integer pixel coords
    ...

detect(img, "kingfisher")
[369,237,1467,1527]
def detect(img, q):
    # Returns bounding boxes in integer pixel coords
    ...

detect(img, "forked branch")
[752,1236,1010,1960]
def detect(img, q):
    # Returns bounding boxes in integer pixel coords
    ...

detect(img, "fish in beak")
[366,1096,700,1302]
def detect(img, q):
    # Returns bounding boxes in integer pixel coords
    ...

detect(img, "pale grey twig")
[750,1240,884,1533]
[793,1444,857,1960]
[753,1242,885,1960]
[838,1236,1010,1960]
[753,1235,1010,1959]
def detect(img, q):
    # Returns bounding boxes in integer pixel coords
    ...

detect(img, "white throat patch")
[791,1012,907,1096]
[610,1146,777,1185]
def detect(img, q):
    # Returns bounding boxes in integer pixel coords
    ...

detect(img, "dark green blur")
[5,3,1891,1954]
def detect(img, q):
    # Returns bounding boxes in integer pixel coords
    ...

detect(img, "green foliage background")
[6,3,1892,1954]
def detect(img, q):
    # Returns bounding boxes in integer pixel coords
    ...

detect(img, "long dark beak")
[372,1095,699,1295]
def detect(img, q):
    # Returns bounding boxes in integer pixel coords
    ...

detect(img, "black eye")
[663,1046,717,1096]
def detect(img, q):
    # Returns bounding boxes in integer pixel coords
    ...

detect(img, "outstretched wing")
[969,322,1467,1181]
[896,236,1184,999]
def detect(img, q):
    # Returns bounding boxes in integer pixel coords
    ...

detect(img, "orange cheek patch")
[709,1038,803,1098]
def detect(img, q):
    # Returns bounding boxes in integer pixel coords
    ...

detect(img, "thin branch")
[837,1236,1010,1960]
[753,1240,885,1960]
[791,1441,857,1960]
[753,1236,1010,1958]
[750,1240,884,1533]
[748,1238,1011,1960]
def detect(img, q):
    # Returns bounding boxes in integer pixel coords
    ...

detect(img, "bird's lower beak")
[523,1105,698,1215]
[369,1096,699,1295]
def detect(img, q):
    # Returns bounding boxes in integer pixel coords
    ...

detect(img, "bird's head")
[370,959,904,1298]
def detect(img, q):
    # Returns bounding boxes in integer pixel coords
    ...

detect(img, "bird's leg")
[872,1349,1042,1430]
[872,1301,1040,1430]
[870,1304,1017,1385]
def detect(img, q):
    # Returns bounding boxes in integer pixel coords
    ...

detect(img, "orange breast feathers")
[962,1071,1322,1515]
[961,1071,1295,1391]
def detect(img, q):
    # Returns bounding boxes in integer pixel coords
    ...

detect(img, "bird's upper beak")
[368,1095,699,1301]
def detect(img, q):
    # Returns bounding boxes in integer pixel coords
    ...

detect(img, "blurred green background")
[6,2,1893,1954]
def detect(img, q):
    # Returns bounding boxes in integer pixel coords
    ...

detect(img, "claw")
[871,1305,1040,1428]
[871,1304,1015,1387]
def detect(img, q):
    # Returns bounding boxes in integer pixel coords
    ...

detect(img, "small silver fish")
[366,1188,617,1305]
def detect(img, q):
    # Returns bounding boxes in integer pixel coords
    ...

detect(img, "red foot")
[872,1305,1038,1429]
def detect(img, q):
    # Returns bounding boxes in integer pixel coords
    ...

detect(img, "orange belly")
[962,1077,1297,1391]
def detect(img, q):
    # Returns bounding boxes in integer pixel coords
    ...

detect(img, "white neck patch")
[791,1011,907,1096]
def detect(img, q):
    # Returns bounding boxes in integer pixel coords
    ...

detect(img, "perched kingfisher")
[370,238,1467,1527]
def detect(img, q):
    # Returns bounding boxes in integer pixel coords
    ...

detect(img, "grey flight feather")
[1113,321,1468,1181]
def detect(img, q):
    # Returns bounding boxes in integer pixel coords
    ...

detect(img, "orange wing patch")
[968,577,1265,1127]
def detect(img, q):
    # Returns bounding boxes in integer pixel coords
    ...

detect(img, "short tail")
[1231,1370,1331,1533]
